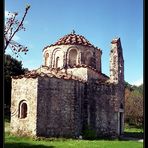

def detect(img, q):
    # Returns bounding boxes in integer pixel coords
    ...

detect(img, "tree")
[125,84,143,127]
[4,5,30,57]
[4,54,28,116]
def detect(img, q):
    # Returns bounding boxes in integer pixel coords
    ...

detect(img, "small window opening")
[19,101,27,119]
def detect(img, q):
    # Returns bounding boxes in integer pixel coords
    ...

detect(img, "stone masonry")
[10,32,125,138]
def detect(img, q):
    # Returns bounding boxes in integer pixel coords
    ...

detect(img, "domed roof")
[43,32,96,50]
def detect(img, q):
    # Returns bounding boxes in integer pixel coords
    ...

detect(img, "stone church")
[10,32,125,138]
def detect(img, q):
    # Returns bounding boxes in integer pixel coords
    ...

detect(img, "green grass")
[4,120,143,148]
[124,123,143,133]
[5,134,143,148]
[123,123,143,140]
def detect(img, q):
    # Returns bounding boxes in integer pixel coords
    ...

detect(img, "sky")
[5,0,143,86]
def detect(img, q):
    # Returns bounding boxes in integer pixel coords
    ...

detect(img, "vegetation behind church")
[125,82,143,127]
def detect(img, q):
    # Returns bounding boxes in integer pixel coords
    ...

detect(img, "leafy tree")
[125,83,143,127]
[4,5,30,57]
[4,54,28,115]
[124,81,133,91]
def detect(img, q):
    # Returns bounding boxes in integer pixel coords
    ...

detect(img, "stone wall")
[109,38,124,84]
[66,67,100,81]
[95,48,102,72]
[36,66,103,82]
[10,72,124,138]
[10,78,38,136]
[85,81,119,137]
[66,67,88,81]
[36,76,85,138]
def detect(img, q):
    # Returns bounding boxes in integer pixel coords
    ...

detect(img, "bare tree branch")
[4,12,18,36]
[4,5,30,58]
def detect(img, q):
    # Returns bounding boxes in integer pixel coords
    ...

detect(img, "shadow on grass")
[5,143,55,148]
[119,132,143,141]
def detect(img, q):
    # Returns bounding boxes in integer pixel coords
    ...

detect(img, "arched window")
[52,49,64,68]
[45,53,49,66]
[85,51,93,67]
[85,56,93,66]
[55,57,60,68]
[69,49,78,67]
[18,101,27,119]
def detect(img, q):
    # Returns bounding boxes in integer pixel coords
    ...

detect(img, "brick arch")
[18,100,28,119]
[51,48,64,68]
[66,47,79,67]
[84,50,94,66]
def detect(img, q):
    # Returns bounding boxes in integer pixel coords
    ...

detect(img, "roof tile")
[48,33,95,48]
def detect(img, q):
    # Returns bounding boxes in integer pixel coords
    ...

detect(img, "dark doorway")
[119,112,122,135]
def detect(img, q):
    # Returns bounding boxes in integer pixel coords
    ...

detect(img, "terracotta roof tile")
[44,33,96,50]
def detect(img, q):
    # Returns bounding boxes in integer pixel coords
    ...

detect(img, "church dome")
[47,32,95,48]
[42,32,102,73]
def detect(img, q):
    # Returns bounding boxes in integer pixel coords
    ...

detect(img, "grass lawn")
[124,123,143,133]
[4,120,143,148]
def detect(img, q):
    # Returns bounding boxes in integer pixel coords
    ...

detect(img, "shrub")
[82,126,97,140]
